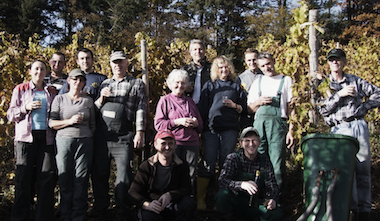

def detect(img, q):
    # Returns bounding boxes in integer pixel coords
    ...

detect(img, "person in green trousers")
[215,127,282,221]
[247,52,294,197]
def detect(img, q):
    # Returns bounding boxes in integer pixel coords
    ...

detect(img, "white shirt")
[247,74,293,118]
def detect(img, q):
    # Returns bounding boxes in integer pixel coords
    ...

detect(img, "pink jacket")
[7,81,56,145]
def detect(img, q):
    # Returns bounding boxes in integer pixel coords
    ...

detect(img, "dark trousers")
[12,131,55,221]
[139,196,196,221]
[91,131,134,218]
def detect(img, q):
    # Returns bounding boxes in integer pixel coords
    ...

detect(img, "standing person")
[128,130,196,221]
[216,127,282,221]
[247,52,294,197]
[236,48,263,129]
[181,39,211,104]
[318,48,380,220]
[59,48,107,101]
[154,69,203,189]
[90,50,147,221]
[197,55,247,210]
[45,52,68,93]
[49,69,96,221]
[7,60,56,221]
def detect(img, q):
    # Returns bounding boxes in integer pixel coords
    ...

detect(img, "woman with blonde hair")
[197,56,247,210]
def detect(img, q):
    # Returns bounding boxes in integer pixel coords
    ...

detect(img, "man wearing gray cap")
[215,127,281,221]
[318,48,380,220]
[90,50,147,221]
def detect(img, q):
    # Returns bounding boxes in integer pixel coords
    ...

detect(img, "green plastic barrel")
[301,133,359,221]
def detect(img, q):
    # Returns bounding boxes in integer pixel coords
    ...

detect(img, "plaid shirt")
[95,74,147,131]
[319,73,380,127]
[219,148,279,202]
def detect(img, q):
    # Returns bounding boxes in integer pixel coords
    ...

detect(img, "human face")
[328,57,346,74]
[154,137,176,158]
[245,52,258,71]
[30,61,47,86]
[171,75,187,96]
[257,58,277,77]
[49,54,66,74]
[68,76,86,92]
[218,62,230,81]
[240,134,261,160]
[77,52,94,73]
[110,59,128,79]
[190,43,205,64]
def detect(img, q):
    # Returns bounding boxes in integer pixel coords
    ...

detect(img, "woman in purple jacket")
[154,69,203,188]
[7,60,56,221]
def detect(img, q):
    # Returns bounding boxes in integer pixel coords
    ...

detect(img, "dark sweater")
[198,79,247,132]
[128,153,192,207]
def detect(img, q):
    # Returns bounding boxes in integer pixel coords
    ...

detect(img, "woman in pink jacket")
[154,69,203,188]
[7,60,56,221]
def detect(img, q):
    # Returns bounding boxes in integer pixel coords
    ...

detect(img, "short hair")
[210,56,236,82]
[51,52,66,61]
[29,60,47,70]
[257,52,274,62]
[166,69,189,91]
[244,48,259,56]
[77,48,94,59]
[189,39,205,51]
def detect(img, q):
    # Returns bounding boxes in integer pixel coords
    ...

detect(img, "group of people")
[6,38,379,221]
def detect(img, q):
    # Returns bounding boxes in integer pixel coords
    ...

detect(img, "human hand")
[26,101,42,111]
[134,131,145,149]
[158,192,172,210]
[69,114,83,125]
[258,96,272,106]
[265,199,276,210]
[143,200,162,214]
[100,87,112,98]
[286,131,294,149]
[241,181,258,195]
[337,85,356,97]
[190,117,198,128]
[175,117,198,128]
[222,98,235,108]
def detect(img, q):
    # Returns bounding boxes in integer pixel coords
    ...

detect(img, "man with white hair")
[91,50,147,221]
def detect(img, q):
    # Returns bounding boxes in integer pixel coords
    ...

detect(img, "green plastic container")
[301,133,359,221]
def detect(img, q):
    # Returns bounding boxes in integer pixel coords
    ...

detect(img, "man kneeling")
[128,130,196,221]
[216,127,282,221]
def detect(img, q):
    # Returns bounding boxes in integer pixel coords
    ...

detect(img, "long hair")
[210,56,236,82]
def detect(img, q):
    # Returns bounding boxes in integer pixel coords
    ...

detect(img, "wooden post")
[309,9,318,124]
[141,40,149,161]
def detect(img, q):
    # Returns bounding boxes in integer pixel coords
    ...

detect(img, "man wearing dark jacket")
[128,130,196,221]
[181,39,211,104]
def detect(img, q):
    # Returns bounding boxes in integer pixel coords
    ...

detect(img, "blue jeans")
[198,130,239,178]
[12,131,55,221]
[175,145,199,191]
[56,136,93,221]
[91,132,134,218]
[331,119,371,213]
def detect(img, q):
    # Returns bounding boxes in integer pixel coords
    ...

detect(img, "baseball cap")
[240,127,260,139]
[69,68,86,79]
[327,49,346,60]
[110,51,127,62]
[154,130,175,141]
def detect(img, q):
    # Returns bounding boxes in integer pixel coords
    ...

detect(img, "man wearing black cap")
[215,127,281,221]
[90,50,147,221]
[128,130,196,221]
[318,48,380,220]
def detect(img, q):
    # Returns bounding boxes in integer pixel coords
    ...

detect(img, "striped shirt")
[219,148,279,202]
[319,73,380,127]
[95,74,147,131]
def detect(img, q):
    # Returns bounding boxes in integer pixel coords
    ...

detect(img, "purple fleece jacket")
[154,93,203,146]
